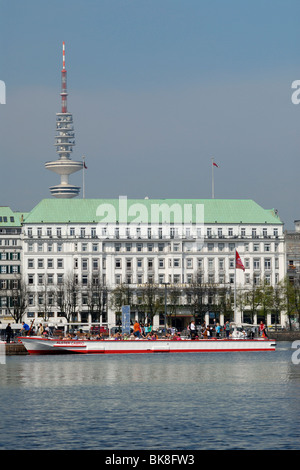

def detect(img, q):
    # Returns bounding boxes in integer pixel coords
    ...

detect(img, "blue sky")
[1,0,300,228]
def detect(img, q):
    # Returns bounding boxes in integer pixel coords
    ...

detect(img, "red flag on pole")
[213,162,219,167]
[235,250,245,271]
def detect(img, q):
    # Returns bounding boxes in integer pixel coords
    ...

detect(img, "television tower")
[45,42,83,198]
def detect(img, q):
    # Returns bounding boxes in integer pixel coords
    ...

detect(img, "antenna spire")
[61,41,67,113]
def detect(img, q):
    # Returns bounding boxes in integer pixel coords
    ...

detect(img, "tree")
[8,277,28,323]
[56,273,79,327]
[186,271,207,324]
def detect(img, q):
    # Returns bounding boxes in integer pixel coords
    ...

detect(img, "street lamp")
[162,282,170,334]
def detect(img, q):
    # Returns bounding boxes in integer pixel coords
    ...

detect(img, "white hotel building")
[20,197,286,329]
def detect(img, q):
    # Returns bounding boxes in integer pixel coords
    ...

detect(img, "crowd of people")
[3,319,269,343]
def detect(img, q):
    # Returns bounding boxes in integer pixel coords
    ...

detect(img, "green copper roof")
[23,198,282,225]
[0,207,28,227]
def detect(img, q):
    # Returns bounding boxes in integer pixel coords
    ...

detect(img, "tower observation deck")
[45,42,83,198]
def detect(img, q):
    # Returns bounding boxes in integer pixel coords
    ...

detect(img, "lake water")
[0,341,300,450]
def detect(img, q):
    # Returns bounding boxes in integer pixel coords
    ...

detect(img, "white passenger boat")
[19,335,276,354]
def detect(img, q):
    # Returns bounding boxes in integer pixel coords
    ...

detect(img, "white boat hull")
[19,336,276,355]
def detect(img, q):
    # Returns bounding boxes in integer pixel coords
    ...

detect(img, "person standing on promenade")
[225,321,230,338]
[5,323,12,343]
[215,323,221,338]
[259,321,265,337]
[38,323,44,336]
[190,320,196,340]
[133,320,141,338]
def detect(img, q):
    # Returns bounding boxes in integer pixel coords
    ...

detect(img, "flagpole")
[234,249,237,324]
[211,157,214,199]
[82,155,86,199]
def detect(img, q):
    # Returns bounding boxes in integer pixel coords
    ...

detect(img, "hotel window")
[229,243,235,252]
[126,243,132,252]
[252,228,257,238]
[70,227,75,236]
[47,228,52,237]
[37,259,44,269]
[137,258,143,269]
[264,258,271,270]
[82,259,88,271]
[218,258,224,270]
[57,228,62,237]
[28,274,34,285]
[47,243,53,252]
[28,259,34,269]
[207,228,212,237]
[27,228,33,237]
[207,243,214,251]
[197,258,203,269]
[137,243,143,252]
[82,275,88,286]
[274,228,278,237]
[218,243,224,252]
[229,258,234,268]
[173,258,180,268]
[126,259,132,270]
[208,258,214,270]
[148,258,154,269]
[241,228,246,237]
[73,258,78,269]
[253,243,260,252]
[208,273,214,283]
[253,258,260,270]
[186,258,193,269]
[57,258,64,269]
[82,243,88,252]
[38,274,44,285]
[115,274,121,285]
[159,274,165,284]
[219,274,225,284]
[92,258,99,270]
[80,228,86,238]
[265,274,271,285]
[173,243,180,252]
[173,274,180,284]
[244,243,249,252]
[158,258,164,268]
[245,258,250,269]
[228,228,233,236]
[158,243,164,252]
[264,243,271,252]
[28,242,33,252]
[137,274,143,284]
[263,228,267,237]
[218,228,223,237]
[92,243,98,252]
[57,243,63,252]
[115,259,121,269]
[91,227,96,238]
[38,242,43,252]
[47,274,54,285]
[147,243,153,252]
[114,243,121,252]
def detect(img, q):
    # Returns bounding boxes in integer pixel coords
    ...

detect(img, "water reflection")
[0,343,299,450]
